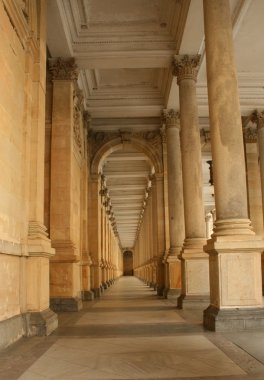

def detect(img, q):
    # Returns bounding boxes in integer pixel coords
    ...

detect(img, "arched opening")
[123,250,134,276]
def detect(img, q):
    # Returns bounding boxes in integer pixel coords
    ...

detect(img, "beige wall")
[0,0,56,347]
[0,2,27,243]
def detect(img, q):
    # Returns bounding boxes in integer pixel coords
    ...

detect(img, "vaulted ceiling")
[47,0,264,249]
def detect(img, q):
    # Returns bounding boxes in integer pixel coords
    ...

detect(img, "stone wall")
[0,0,57,349]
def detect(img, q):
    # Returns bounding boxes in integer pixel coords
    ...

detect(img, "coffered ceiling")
[102,147,152,248]
[47,0,264,249]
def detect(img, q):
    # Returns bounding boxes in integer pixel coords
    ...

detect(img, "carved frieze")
[173,54,201,83]
[49,57,79,81]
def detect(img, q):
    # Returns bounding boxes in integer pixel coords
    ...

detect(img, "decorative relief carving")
[49,57,79,81]
[73,90,83,155]
[83,111,91,130]
[200,128,211,144]
[243,125,257,143]
[250,110,264,130]
[159,125,166,144]
[89,129,163,163]
[242,110,263,143]
[173,54,201,83]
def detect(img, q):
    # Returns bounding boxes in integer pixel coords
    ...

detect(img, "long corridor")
[1,277,264,379]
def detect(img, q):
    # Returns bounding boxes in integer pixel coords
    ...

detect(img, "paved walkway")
[1,276,264,379]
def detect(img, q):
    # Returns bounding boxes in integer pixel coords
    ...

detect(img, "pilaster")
[49,57,83,311]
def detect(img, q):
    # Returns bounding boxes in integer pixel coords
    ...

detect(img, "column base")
[25,309,58,336]
[102,282,108,289]
[177,294,210,309]
[81,290,94,301]
[164,288,181,300]
[50,297,82,312]
[156,286,164,296]
[0,309,58,349]
[92,288,101,298]
[204,305,264,331]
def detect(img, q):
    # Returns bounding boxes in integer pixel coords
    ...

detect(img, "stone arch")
[123,250,134,276]
[91,137,163,175]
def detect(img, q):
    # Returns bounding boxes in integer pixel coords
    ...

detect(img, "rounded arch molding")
[90,137,163,175]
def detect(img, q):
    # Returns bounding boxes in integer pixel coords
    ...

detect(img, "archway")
[123,251,134,276]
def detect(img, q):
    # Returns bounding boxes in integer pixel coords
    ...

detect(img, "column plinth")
[173,55,209,309]
[203,0,264,331]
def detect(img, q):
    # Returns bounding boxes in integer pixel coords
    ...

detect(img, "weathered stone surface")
[50,297,83,312]
[204,305,264,332]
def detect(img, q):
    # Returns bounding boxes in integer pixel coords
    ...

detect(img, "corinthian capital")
[162,109,180,129]
[173,54,201,83]
[250,110,264,130]
[49,57,79,81]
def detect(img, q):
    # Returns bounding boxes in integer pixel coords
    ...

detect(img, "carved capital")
[162,109,180,129]
[243,126,258,143]
[250,110,264,130]
[49,57,79,81]
[173,54,201,83]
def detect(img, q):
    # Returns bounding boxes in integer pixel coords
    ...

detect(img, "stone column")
[250,111,264,228]
[163,110,185,299]
[203,0,264,331]
[89,173,102,297]
[160,124,171,293]
[248,111,264,294]
[173,55,209,308]
[152,174,166,295]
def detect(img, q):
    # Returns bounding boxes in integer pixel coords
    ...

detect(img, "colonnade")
[2,0,264,351]
[133,0,264,331]
[44,60,123,310]
[134,175,166,295]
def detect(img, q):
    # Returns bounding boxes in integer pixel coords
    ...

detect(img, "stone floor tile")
[1,277,264,380]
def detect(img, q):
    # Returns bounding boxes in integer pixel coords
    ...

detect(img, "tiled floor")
[1,277,264,379]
